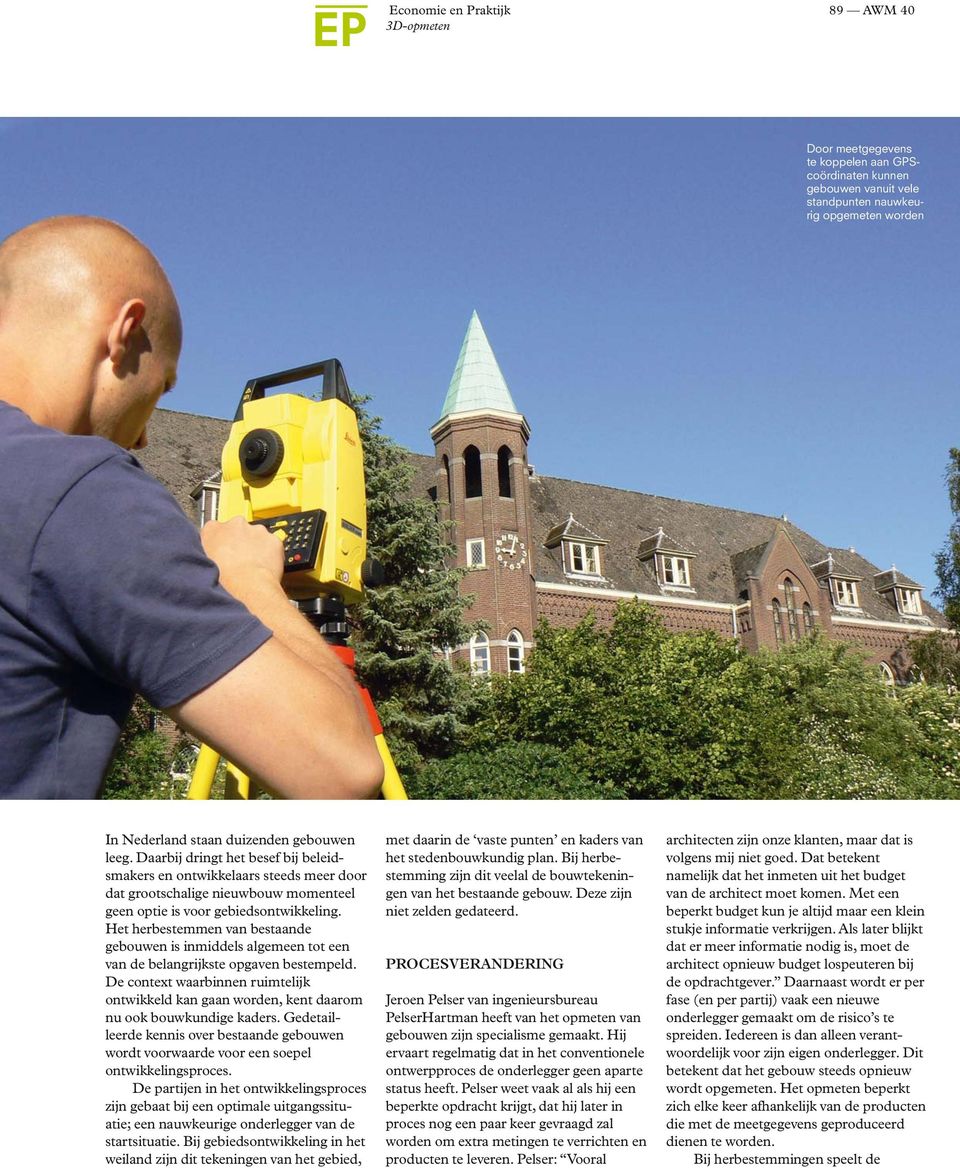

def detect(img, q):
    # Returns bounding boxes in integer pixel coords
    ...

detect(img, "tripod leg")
[187,743,221,800]
[224,763,254,800]
[186,659,408,800]
[376,734,408,801]
[348,671,408,800]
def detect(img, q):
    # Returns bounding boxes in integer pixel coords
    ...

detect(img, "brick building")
[139,312,944,682]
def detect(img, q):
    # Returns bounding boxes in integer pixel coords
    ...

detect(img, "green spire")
[439,311,519,419]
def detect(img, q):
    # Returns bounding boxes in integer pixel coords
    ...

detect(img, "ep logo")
[315,4,367,45]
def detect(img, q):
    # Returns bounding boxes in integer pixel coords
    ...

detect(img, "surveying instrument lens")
[240,428,284,476]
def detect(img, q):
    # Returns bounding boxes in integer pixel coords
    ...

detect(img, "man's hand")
[201,516,285,607]
[167,515,385,799]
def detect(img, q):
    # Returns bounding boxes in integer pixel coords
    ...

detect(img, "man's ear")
[106,299,147,370]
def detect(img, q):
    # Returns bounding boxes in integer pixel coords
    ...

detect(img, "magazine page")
[1,8,958,1168]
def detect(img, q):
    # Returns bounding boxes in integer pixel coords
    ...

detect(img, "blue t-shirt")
[0,402,271,798]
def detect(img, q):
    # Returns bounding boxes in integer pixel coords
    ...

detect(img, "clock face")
[495,532,527,570]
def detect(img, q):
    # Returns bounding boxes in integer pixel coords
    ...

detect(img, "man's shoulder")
[1,399,130,468]
[0,400,145,520]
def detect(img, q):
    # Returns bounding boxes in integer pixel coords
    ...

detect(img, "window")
[772,599,783,646]
[783,577,798,641]
[466,538,486,568]
[802,602,815,636]
[566,541,601,576]
[507,630,525,674]
[879,662,896,687]
[470,632,490,675]
[896,587,922,615]
[196,484,220,527]
[464,445,482,498]
[661,555,690,587]
[497,446,513,498]
[442,454,452,505]
[833,579,859,608]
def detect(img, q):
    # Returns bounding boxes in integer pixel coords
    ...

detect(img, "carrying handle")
[233,358,353,420]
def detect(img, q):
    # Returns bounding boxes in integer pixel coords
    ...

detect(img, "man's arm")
[166,518,384,800]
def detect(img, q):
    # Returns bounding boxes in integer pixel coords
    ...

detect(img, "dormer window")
[544,514,608,581]
[812,554,864,613]
[637,527,696,592]
[566,540,601,576]
[833,578,859,608]
[873,567,926,620]
[660,555,691,588]
[191,479,221,528]
[896,587,922,616]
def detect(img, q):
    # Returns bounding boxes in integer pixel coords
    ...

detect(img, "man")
[0,215,384,799]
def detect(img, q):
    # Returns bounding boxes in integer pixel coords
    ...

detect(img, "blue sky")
[1,118,957,591]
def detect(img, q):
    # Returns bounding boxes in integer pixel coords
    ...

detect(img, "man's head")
[0,215,181,449]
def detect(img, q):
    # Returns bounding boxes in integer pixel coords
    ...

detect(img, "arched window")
[507,630,525,674]
[497,446,513,498]
[879,662,896,687]
[464,445,482,499]
[802,602,815,636]
[772,599,783,647]
[470,631,490,675]
[441,454,451,505]
[784,577,798,641]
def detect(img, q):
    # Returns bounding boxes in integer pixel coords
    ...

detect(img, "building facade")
[415,313,944,679]
[140,313,944,681]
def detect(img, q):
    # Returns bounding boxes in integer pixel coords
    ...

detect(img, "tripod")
[187,596,407,800]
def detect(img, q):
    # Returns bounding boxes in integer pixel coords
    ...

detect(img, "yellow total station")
[220,359,372,604]
[188,359,406,800]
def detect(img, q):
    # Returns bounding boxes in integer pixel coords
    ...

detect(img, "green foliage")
[746,634,924,782]
[469,605,782,799]
[351,400,478,775]
[102,699,185,800]
[908,629,960,688]
[410,741,626,800]
[894,683,960,796]
[779,725,901,801]
[455,603,958,800]
[933,447,960,630]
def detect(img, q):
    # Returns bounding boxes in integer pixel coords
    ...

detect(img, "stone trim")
[450,638,534,653]
[832,615,938,634]
[536,580,739,613]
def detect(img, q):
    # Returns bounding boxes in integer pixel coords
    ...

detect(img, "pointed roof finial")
[438,311,519,420]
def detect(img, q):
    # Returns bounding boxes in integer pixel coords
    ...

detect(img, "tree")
[905,448,960,688]
[933,447,960,629]
[352,399,481,776]
[410,741,626,800]
[907,629,960,688]
[102,698,186,799]
[452,602,958,800]
[744,635,950,799]
[466,603,790,800]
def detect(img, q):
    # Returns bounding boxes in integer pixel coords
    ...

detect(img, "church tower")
[431,312,537,675]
